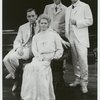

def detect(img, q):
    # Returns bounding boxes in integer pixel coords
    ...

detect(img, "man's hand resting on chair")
[16,48,24,56]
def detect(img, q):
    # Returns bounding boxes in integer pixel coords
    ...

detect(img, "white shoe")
[5,73,15,79]
[69,81,80,87]
[5,74,12,79]
[12,82,17,92]
[69,78,80,87]
[81,85,88,93]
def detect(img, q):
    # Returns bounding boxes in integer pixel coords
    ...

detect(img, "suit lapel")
[52,7,56,15]
[56,7,62,14]
[23,22,31,46]
[26,22,31,42]
[66,7,72,34]
[52,4,63,15]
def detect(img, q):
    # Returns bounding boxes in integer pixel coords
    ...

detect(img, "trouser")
[51,59,64,90]
[70,32,88,86]
[3,47,33,75]
[14,58,32,92]
[51,35,69,90]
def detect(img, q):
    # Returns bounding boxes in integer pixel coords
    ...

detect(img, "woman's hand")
[37,55,44,61]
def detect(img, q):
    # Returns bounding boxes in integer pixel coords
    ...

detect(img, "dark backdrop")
[3,0,97,35]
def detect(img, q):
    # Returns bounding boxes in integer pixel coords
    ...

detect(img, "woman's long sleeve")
[53,34,64,59]
[32,36,40,57]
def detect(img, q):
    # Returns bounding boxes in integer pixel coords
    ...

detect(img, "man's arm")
[76,4,93,28]
[13,26,24,56]
[13,26,23,51]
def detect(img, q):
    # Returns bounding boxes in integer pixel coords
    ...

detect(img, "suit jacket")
[44,3,67,36]
[13,22,36,50]
[65,0,93,47]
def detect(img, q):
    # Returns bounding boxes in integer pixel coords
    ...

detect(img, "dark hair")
[26,8,36,14]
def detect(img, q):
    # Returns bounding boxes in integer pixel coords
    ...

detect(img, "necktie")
[55,6,57,12]
[72,5,74,9]
[23,23,35,46]
[31,23,35,36]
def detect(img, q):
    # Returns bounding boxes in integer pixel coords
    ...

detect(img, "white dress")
[21,29,63,100]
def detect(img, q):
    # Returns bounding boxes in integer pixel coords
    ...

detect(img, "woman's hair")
[37,14,51,26]
[35,14,51,33]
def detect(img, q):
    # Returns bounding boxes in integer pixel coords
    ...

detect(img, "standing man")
[3,8,37,91]
[65,0,93,93]
[44,0,67,90]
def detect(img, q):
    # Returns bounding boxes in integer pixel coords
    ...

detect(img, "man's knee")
[3,55,10,65]
[3,50,17,63]
[10,52,18,61]
[9,53,19,66]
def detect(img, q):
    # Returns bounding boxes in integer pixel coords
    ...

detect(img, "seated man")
[3,8,37,91]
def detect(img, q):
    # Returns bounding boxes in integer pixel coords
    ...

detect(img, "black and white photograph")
[2,0,98,100]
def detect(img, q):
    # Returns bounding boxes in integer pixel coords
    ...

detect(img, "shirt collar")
[72,0,80,7]
[54,2,62,8]
[30,22,36,27]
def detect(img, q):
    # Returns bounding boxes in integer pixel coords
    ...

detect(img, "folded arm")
[76,4,93,28]
[13,26,23,51]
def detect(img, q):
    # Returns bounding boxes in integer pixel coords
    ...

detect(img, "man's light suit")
[65,0,93,85]
[3,22,35,75]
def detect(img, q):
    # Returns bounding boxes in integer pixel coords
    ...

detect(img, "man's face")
[71,0,78,4]
[27,10,37,24]
[53,0,61,5]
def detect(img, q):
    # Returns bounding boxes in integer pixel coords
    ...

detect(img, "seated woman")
[21,14,64,100]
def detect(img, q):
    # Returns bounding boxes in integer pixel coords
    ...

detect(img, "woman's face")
[39,19,49,31]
